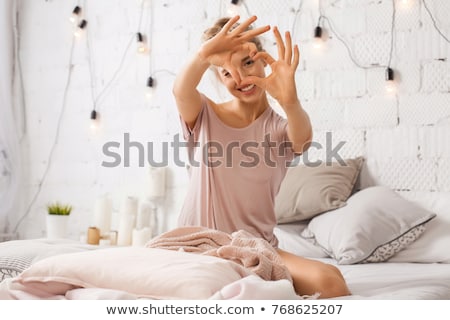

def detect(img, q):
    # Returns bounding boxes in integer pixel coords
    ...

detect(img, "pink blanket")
[146,226,292,282]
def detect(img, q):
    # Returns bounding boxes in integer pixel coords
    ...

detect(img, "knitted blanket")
[146,226,292,282]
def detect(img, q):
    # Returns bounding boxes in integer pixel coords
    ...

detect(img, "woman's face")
[217,47,266,102]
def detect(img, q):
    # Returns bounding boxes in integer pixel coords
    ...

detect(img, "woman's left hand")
[240,27,300,110]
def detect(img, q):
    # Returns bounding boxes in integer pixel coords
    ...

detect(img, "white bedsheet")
[336,260,450,299]
[274,222,450,300]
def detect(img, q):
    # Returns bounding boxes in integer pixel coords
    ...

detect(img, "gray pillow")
[300,186,437,264]
[275,157,364,223]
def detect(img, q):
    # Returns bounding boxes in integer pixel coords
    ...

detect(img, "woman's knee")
[312,263,351,298]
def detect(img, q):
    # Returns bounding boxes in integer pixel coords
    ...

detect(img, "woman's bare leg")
[277,249,351,298]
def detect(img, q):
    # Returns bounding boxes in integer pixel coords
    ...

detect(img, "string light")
[385,67,396,93]
[227,0,241,16]
[145,76,154,99]
[74,19,87,38]
[313,25,324,49]
[90,109,100,132]
[136,32,147,54]
[398,0,412,9]
[69,6,81,24]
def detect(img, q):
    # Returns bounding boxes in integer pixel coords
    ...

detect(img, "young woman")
[172,15,350,298]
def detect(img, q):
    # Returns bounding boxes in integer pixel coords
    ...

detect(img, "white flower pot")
[46,214,69,239]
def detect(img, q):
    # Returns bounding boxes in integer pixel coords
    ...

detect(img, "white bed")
[275,223,450,300]
[1,158,449,300]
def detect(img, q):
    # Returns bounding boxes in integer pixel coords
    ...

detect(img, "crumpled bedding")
[146,226,292,282]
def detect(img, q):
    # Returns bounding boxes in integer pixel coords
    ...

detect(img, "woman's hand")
[198,15,270,82]
[241,27,300,110]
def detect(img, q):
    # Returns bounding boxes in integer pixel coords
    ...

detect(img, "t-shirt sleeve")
[179,95,207,141]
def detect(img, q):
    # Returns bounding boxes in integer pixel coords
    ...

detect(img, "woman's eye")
[244,59,254,66]
[223,71,231,77]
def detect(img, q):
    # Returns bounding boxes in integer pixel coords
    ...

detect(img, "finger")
[222,15,241,33]
[223,62,241,85]
[292,44,300,69]
[231,15,257,34]
[285,31,292,63]
[273,27,285,60]
[239,25,270,41]
[252,51,276,65]
[239,42,258,57]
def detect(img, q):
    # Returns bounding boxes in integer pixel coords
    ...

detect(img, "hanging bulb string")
[241,1,252,18]
[387,0,396,69]
[151,69,177,77]
[146,0,157,80]
[290,0,305,42]
[317,10,395,71]
[13,5,27,142]
[422,0,450,43]
[87,0,146,112]
[12,32,78,234]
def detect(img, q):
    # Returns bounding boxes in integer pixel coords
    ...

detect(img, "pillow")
[300,186,437,265]
[388,192,450,263]
[0,239,98,282]
[14,247,253,299]
[275,157,364,223]
[274,223,329,258]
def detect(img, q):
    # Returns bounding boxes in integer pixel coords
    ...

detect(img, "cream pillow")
[15,247,253,299]
[275,157,364,223]
[300,186,437,265]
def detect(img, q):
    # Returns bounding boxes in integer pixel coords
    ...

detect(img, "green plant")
[47,202,72,215]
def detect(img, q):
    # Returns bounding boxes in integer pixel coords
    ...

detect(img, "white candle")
[147,166,166,199]
[117,214,135,246]
[136,201,152,229]
[149,207,159,236]
[93,195,112,236]
[132,227,152,246]
[122,196,138,216]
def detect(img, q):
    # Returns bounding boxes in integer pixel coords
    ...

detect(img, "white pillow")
[388,191,450,263]
[15,247,253,299]
[300,186,436,265]
[274,223,329,258]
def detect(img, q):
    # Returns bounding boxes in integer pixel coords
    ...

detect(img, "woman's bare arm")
[172,54,210,129]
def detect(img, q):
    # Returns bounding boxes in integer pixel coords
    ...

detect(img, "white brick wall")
[10,0,450,239]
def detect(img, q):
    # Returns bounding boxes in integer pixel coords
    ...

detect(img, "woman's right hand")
[198,15,270,80]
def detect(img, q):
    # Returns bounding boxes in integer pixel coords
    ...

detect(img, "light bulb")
[399,0,413,9]
[146,76,154,99]
[74,20,87,38]
[385,68,396,93]
[90,110,100,132]
[136,33,147,54]
[313,26,324,49]
[69,6,81,23]
[227,0,240,16]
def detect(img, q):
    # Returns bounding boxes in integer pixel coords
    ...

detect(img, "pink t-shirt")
[178,95,295,247]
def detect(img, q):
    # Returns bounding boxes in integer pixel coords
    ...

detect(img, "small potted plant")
[46,202,72,239]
